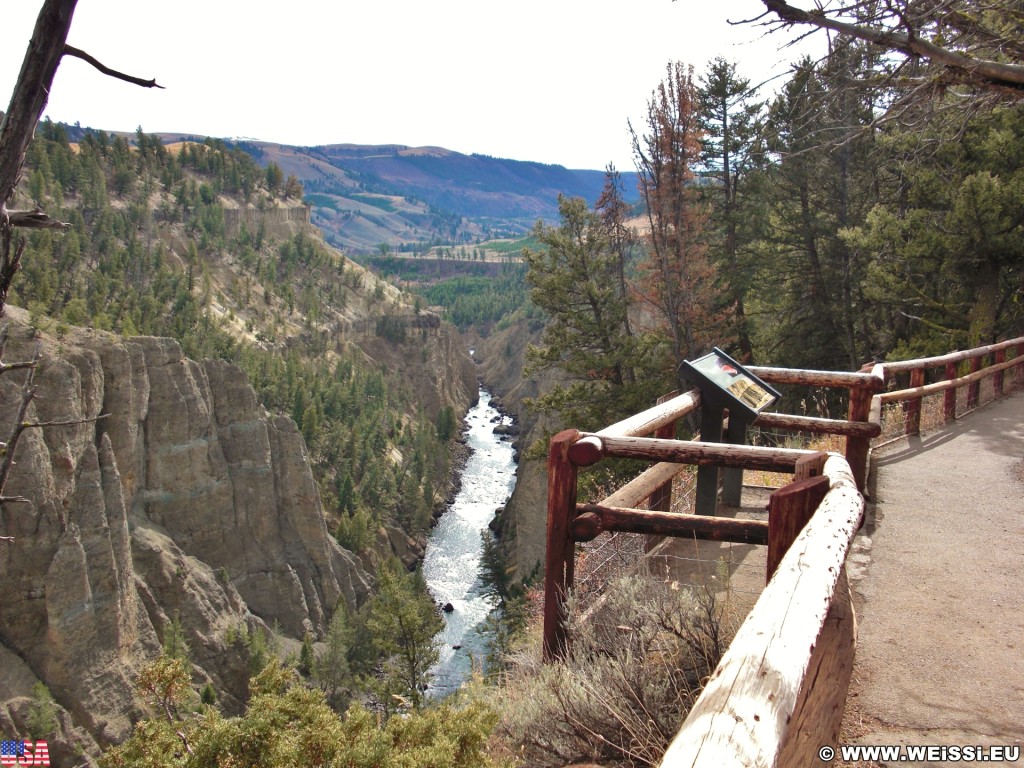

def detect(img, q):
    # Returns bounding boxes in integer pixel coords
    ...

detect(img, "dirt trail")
[841,389,1024,764]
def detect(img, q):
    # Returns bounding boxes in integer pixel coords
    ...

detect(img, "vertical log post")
[904,367,925,435]
[647,397,679,551]
[543,429,581,662]
[766,474,831,583]
[721,411,747,507]
[845,387,872,492]
[967,354,982,410]
[994,348,1005,397]
[1016,344,1024,386]
[944,361,958,422]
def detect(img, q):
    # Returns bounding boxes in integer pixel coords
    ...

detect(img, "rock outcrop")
[0,311,373,760]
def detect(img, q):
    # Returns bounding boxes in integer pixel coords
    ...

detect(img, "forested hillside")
[0,117,487,761]
[243,141,636,253]
[12,122,477,552]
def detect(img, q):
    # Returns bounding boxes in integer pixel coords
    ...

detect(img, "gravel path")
[841,389,1024,764]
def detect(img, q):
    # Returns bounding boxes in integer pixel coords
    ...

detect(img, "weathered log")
[878,352,1024,404]
[967,354,982,409]
[597,389,701,438]
[846,387,873,491]
[904,367,926,435]
[775,568,856,766]
[752,411,881,438]
[747,365,885,391]
[571,504,769,545]
[766,475,830,582]
[580,434,817,473]
[944,360,958,422]
[659,455,863,767]
[543,429,580,662]
[600,462,688,509]
[879,336,1024,375]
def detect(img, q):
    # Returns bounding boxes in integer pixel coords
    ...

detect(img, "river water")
[422,388,517,698]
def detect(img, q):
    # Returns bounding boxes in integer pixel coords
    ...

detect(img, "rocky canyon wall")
[0,310,371,763]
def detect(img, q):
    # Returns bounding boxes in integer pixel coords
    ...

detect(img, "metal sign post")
[680,348,780,515]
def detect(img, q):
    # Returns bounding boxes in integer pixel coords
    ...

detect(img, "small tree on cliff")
[0,0,161,532]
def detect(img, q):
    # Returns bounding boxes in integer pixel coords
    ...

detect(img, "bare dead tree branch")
[759,0,1024,92]
[63,45,164,90]
[0,0,160,317]
[7,208,71,230]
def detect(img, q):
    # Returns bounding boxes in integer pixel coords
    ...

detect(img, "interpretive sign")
[681,348,779,419]
[681,348,781,514]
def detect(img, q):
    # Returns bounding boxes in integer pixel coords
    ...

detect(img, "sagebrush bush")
[494,575,729,767]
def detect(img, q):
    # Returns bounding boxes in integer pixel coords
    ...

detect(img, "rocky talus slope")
[0,311,372,763]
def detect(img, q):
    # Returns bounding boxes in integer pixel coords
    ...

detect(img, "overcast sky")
[1,1,820,170]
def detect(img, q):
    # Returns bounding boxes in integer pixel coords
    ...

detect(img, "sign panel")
[680,348,780,419]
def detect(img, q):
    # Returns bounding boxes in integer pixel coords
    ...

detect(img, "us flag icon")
[0,740,49,766]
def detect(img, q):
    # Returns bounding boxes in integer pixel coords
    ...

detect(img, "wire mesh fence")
[875,359,1023,445]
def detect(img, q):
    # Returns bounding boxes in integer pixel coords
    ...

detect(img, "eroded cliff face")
[0,311,372,761]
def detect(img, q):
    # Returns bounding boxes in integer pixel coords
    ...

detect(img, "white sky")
[0,1,819,170]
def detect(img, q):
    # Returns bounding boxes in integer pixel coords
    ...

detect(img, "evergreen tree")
[698,57,766,362]
[523,195,654,429]
[631,61,722,384]
[360,560,442,712]
[754,50,880,370]
[314,604,352,701]
[846,104,1024,353]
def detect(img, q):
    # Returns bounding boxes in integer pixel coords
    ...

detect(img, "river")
[422,388,517,698]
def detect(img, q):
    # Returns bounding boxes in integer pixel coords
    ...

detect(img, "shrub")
[494,575,729,767]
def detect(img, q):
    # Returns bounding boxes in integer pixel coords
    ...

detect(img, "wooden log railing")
[543,368,882,661]
[541,338,1022,763]
[867,336,1024,441]
[661,455,862,766]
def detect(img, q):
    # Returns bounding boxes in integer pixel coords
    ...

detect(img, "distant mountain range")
[54,121,638,254]
[232,141,639,254]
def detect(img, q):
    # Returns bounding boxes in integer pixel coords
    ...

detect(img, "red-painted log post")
[944,361,958,422]
[646,399,679,551]
[994,349,1006,397]
[967,355,982,409]
[543,429,580,662]
[904,367,925,435]
[845,387,872,492]
[766,474,831,583]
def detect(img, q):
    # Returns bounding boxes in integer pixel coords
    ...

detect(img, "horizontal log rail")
[748,365,885,391]
[660,455,863,767]
[871,336,1024,439]
[571,503,769,545]
[753,411,882,438]
[877,337,1024,375]
[877,351,1024,404]
[542,337,1021,764]
[570,434,819,472]
[602,461,688,508]
[596,388,701,437]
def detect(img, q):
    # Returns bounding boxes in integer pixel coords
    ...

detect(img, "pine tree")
[361,560,442,712]
[698,57,766,362]
[523,195,655,429]
[631,61,723,383]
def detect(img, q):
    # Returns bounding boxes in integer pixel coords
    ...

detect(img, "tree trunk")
[0,0,79,207]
